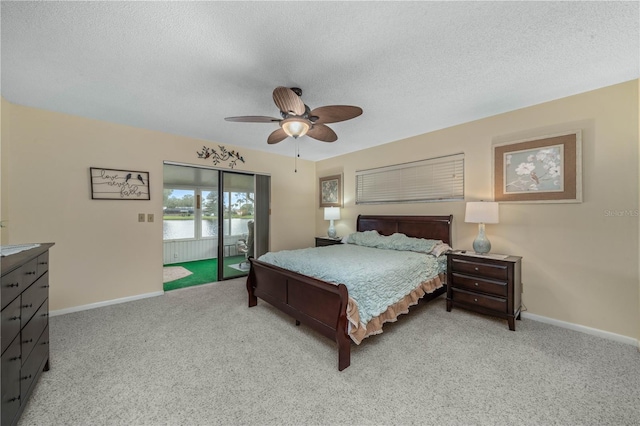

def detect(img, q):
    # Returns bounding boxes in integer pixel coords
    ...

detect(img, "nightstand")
[446,251,522,330]
[315,237,343,247]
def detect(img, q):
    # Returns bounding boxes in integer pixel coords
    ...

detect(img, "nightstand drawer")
[451,273,507,297]
[451,258,508,280]
[451,288,507,313]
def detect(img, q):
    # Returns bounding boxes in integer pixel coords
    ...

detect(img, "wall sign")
[90,167,150,200]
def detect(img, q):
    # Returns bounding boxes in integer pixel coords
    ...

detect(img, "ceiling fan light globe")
[281,118,310,139]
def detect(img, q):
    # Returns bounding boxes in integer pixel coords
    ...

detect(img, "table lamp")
[324,207,341,238]
[465,201,499,254]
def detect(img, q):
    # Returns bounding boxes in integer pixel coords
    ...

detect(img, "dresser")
[315,237,343,247]
[446,250,522,330]
[1,243,54,426]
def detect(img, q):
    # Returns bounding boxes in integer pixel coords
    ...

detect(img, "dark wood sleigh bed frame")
[246,215,453,371]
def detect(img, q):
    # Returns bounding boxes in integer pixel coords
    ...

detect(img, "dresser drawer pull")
[23,338,33,344]
[21,374,33,381]
[8,282,20,288]
[39,261,48,265]
[42,313,49,318]
[474,282,479,286]
[23,303,33,308]
[474,298,478,302]
[9,355,21,361]
[9,316,21,321]
[43,284,50,288]
[474,267,479,271]
[26,271,37,275]
[8,395,21,403]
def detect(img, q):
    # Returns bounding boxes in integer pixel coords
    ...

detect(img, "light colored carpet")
[162,266,193,283]
[18,278,640,425]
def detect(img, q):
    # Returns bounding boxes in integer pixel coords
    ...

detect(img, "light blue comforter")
[258,243,445,327]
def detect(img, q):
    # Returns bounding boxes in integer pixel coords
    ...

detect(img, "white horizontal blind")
[356,153,464,204]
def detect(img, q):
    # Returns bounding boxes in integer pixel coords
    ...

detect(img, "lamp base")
[327,220,336,238]
[472,223,491,254]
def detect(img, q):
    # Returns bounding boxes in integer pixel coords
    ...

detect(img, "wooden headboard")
[356,215,453,245]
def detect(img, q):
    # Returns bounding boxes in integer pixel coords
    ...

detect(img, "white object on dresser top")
[0,243,41,257]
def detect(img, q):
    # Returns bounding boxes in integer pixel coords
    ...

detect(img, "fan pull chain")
[294,139,300,173]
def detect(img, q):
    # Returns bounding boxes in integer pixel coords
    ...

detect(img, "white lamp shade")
[281,118,310,138]
[324,207,341,220]
[465,202,499,224]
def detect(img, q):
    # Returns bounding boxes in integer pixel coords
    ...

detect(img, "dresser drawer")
[450,288,507,313]
[1,297,22,354]
[20,324,49,403]
[36,251,50,279]
[22,258,39,288]
[451,272,507,297]
[21,272,49,329]
[1,267,24,310]
[451,258,508,280]
[21,300,48,365]
[1,336,22,426]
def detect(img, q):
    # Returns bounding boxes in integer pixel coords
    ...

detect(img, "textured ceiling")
[1,1,638,161]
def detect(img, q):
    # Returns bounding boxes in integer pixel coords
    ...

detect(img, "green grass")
[163,256,248,291]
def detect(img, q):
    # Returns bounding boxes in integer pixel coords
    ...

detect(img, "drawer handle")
[474,298,478,302]
[23,303,33,308]
[39,261,48,265]
[10,355,21,361]
[9,316,21,321]
[43,285,50,288]
[474,282,479,286]
[23,338,33,344]
[8,283,20,288]
[474,267,479,271]
[21,374,33,381]
[26,271,37,275]
[42,313,49,317]
[8,395,20,403]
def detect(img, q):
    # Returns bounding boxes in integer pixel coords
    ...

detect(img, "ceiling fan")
[224,86,363,144]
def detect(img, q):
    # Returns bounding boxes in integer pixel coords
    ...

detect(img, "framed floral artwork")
[492,130,582,203]
[319,174,342,208]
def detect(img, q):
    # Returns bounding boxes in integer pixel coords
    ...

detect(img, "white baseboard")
[521,312,638,347]
[50,291,165,317]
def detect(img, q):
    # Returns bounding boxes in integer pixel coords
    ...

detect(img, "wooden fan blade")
[273,86,305,115]
[310,105,363,124]
[267,128,288,144]
[306,124,338,142]
[225,116,281,123]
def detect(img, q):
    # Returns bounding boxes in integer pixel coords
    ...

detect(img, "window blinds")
[355,153,464,204]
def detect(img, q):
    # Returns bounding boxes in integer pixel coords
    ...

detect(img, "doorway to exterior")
[162,163,269,291]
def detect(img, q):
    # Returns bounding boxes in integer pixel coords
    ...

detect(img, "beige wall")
[2,80,638,341]
[317,80,640,340]
[0,98,316,310]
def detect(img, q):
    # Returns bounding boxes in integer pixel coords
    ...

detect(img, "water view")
[163,218,252,240]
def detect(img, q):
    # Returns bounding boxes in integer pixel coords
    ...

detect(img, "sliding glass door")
[163,163,269,287]
[219,171,255,280]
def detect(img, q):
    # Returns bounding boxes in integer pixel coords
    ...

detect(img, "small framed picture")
[493,130,582,203]
[319,174,342,208]
[90,167,150,200]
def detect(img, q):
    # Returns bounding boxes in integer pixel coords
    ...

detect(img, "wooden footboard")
[247,257,352,371]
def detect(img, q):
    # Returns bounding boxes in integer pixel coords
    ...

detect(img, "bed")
[246,214,453,371]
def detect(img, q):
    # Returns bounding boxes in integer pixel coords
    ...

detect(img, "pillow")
[430,242,452,257]
[346,230,445,254]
